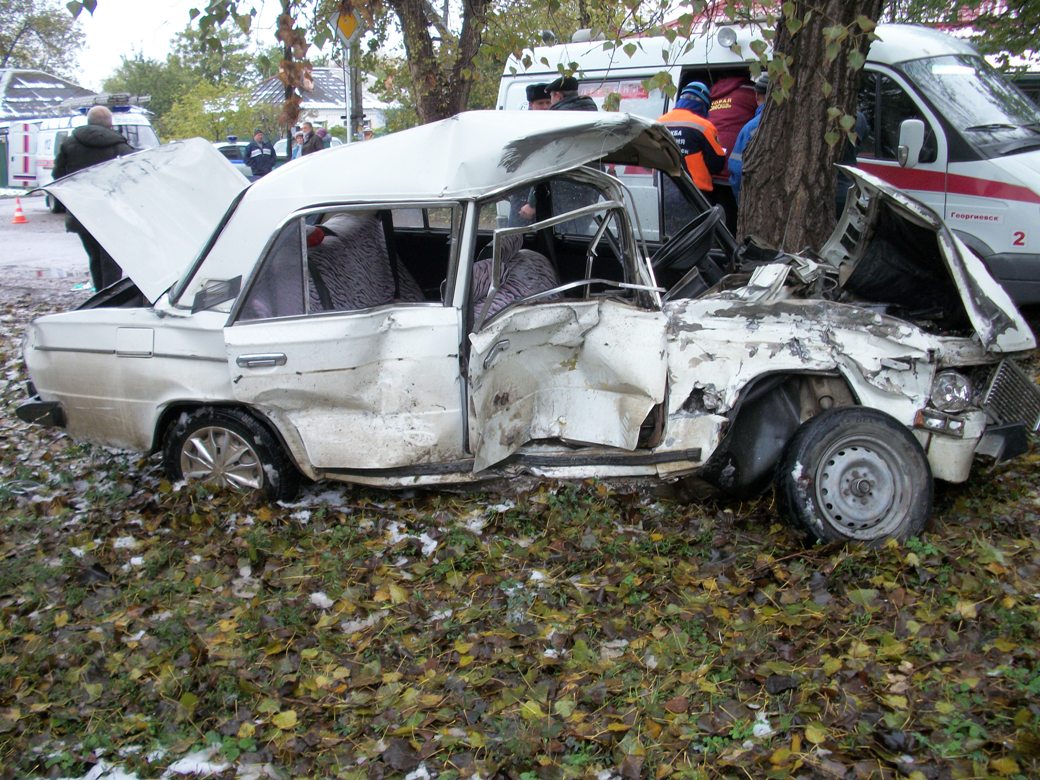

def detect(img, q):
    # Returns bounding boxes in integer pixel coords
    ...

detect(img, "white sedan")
[19,111,1040,544]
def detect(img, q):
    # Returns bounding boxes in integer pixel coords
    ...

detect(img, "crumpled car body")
[19,111,1040,544]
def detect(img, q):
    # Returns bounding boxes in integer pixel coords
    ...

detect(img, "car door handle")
[236,353,287,368]
[483,339,510,370]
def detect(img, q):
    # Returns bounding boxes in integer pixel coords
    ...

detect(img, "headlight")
[930,370,973,413]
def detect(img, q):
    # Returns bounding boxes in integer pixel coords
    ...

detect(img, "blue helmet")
[679,81,711,110]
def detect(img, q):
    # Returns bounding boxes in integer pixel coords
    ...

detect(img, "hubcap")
[813,438,911,540]
[180,426,264,491]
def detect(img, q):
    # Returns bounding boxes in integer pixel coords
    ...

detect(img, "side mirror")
[897,119,925,168]
[191,276,242,313]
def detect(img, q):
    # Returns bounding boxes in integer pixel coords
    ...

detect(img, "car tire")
[45,194,65,214]
[162,407,299,501]
[775,407,931,545]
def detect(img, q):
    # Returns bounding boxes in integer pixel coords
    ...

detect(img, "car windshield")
[901,54,1040,156]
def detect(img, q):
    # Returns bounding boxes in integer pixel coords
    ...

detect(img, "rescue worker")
[728,73,769,204]
[526,83,551,110]
[657,82,726,194]
[708,73,758,231]
[546,76,598,111]
[244,128,276,179]
[52,105,134,291]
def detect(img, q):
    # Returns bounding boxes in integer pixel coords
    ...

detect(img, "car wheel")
[45,194,65,214]
[162,407,299,500]
[776,407,931,545]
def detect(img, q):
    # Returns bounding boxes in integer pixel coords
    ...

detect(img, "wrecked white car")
[19,112,1040,544]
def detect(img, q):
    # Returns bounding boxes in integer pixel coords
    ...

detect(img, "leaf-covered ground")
[1,282,1039,780]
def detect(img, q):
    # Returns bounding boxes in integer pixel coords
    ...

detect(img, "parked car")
[213,136,249,168]
[19,112,1040,544]
[273,134,342,161]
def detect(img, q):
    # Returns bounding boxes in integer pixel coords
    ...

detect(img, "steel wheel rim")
[812,435,912,540]
[180,426,264,491]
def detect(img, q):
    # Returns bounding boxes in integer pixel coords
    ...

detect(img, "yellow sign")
[331,10,363,47]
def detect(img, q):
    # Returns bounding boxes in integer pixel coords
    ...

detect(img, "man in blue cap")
[656,81,726,193]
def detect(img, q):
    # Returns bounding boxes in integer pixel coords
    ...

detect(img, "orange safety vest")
[657,107,726,191]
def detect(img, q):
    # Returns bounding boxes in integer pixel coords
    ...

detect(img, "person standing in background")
[244,128,276,179]
[52,105,134,291]
[728,73,770,205]
[657,82,726,194]
[526,83,551,110]
[300,122,324,155]
[709,74,757,230]
[546,76,598,111]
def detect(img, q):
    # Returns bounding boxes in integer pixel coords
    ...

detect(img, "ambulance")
[4,94,159,211]
[498,24,1040,304]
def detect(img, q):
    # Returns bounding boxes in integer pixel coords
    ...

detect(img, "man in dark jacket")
[52,105,134,291]
[546,76,598,112]
[244,128,276,178]
[299,122,324,155]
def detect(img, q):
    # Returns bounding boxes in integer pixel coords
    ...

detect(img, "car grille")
[982,359,1040,433]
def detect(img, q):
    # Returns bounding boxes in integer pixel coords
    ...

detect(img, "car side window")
[859,72,938,163]
[238,218,306,321]
[238,207,455,322]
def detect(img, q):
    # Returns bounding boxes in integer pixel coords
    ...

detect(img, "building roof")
[0,69,94,121]
[250,67,389,112]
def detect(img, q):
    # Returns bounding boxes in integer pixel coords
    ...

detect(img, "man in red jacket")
[708,74,757,230]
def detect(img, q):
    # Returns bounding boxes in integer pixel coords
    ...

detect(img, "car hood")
[44,138,249,303]
[820,167,1035,352]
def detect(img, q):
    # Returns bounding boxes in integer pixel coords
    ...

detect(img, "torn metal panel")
[826,167,1035,352]
[44,139,248,304]
[469,299,667,472]
[225,306,464,470]
[663,297,938,423]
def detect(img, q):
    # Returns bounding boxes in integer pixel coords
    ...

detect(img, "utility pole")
[350,40,363,141]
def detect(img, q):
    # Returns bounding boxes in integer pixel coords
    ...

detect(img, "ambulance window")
[577,79,666,118]
[858,72,937,163]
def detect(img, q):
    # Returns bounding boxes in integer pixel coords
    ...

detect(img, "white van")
[5,97,159,210]
[498,24,1040,304]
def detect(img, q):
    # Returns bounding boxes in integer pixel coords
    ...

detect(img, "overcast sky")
[75,0,283,90]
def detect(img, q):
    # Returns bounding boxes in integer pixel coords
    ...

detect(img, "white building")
[249,67,390,134]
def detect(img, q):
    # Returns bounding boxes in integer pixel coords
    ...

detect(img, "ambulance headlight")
[930,371,973,413]
[717,27,738,48]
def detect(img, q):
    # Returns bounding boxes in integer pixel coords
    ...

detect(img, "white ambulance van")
[5,95,159,211]
[498,24,1040,304]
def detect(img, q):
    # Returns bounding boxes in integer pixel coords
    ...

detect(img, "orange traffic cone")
[11,197,28,225]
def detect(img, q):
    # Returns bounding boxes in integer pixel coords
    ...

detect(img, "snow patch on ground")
[113,536,138,549]
[341,611,385,634]
[160,746,230,777]
[385,521,438,557]
[309,591,335,610]
[752,711,774,738]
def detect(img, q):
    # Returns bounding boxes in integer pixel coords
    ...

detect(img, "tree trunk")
[736,1,883,251]
[389,0,491,123]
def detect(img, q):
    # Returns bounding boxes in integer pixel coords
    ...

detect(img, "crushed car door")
[224,210,466,472]
[468,298,667,472]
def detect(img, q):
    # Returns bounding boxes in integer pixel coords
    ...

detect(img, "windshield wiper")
[965,122,1018,132]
